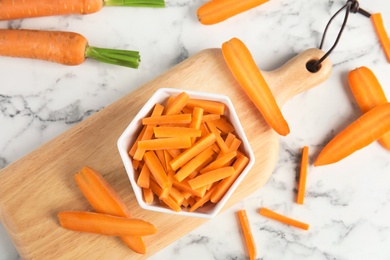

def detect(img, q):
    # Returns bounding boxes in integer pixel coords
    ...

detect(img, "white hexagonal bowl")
[117,88,255,218]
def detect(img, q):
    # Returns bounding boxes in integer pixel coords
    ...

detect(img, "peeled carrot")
[315,103,390,166]
[0,29,140,68]
[137,164,151,188]
[371,13,390,63]
[237,210,257,260]
[74,166,146,254]
[137,137,192,150]
[144,151,169,189]
[142,114,192,125]
[222,37,290,136]
[348,66,390,150]
[296,146,309,205]
[197,0,269,25]
[0,0,165,20]
[189,186,218,212]
[185,99,226,115]
[153,127,201,138]
[142,188,154,204]
[259,208,309,230]
[58,211,158,236]
[163,92,190,115]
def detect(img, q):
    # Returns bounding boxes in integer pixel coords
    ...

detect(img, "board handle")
[262,48,332,106]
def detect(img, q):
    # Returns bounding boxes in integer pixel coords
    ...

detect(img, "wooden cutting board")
[0,48,331,259]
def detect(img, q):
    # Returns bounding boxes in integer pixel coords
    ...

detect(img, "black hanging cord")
[308,0,371,72]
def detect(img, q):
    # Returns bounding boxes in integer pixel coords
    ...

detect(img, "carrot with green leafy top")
[315,103,390,166]
[0,29,140,68]
[0,0,165,20]
[348,66,390,150]
[197,0,269,25]
[222,37,290,136]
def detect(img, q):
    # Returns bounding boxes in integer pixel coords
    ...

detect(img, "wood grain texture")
[0,48,331,259]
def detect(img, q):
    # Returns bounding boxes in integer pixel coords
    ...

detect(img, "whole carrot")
[222,37,290,136]
[0,0,165,20]
[315,103,390,166]
[348,66,390,150]
[0,29,140,68]
[58,211,158,236]
[197,0,269,25]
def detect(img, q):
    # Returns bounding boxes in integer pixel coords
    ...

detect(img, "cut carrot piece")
[188,167,235,190]
[144,151,169,189]
[186,99,226,115]
[315,103,390,166]
[129,126,146,158]
[224,132,236,148]
[206,121,230,153]
[200,122,210,137]
[222,37,290,136]
[169,187,185,205]
[200,151,236,173]
[137,164,151,189]
[348,66,390,150]
[138,137,192,150]
[201,114,221,122]
[161,195,182,212]
[58,211,158,236]
[175,147,215,182]
[189,186,217,212]
[213,117,235,134]
[259,208,309,230]
[172,179,204,197]
[371,13,390,63]
[154,126,202,138]
[142,114,192,125]
[163,92,190,115]
[237,210,257,260]
[143,188,154,204]
[211,154,249,203]
[296,146,309,205]
[170,133,216,171]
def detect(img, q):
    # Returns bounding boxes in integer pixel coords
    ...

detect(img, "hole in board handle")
[306,59,321,73]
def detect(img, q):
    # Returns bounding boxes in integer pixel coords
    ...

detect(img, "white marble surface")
[1,0,390,259]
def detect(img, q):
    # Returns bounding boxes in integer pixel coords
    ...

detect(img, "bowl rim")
[117,88,255,218]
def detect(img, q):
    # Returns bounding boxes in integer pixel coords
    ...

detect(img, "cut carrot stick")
[74,166,146,254]
[144,151,169,189]
[143,188,154,204]
[211,154,249,203]
[58,211,158,236]
[138,137,192,150]
[186,99,226,115]
[142,114,192,125]
[188,166,235,190]
[189,186,217,212]
[200,151,236,173]
[137,164,151,188]
[169,187,185,205]
[222,37,290,136]
[154,127,202,138]
[0,0,165,20]
[163,92,190,115]
[172,179,204,197]
[189,107,204,144]
[129,126,146,158]
[371,13,390,63]
[259,208,309,230]
[296,146,309,205]
[348,66,390,150]
[237,210,257,260]
[170,133,216,171]
[213,117,235,134]
[175,147,215,182]
[0,29,140,68]
[206,121,230,153]
[197,0,269,25]
[315,103,390,166]
[201,114,221,122]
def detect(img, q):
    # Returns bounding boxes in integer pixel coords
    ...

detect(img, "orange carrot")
[201,114,221,122]
[170,133,216,171]
[0,29,140,68]
[154,127,202,138]
[137,164,151,188]
[142,114,192,125]
[222,37,290,136]
[197,0,269,25]
[137,137,192,150]
[186,99,226,115]
[315,103,390,166]
[211,153,249,203]
[348,66,390,150]
[259,208,309,230]
[188,166,235,190]
[74,166,146,254]
[189,186,217,212]
[189,107,204,144]
[213,117,235,134]
[58,211,158,236]
[0,0,165,20]
[237,210,257,260]
[142,188,154,204]
[129,126,146,158]
[296,146,309,205]
[371,13,390,63]
[163,92,190,115]
[144,151,169,189]
[172,179,204,197]
[206,121,230,153]
[200,151,236,173]
[174,147,215,182]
